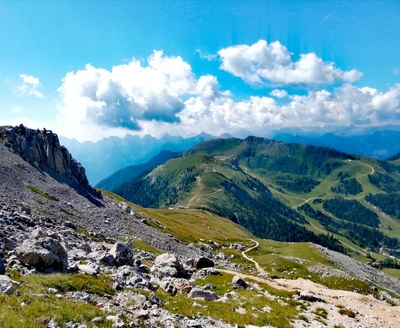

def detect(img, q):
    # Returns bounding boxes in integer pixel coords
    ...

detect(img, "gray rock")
[188,287,219,301]
[154,253,180,268]
[151,253,185,279]
[98,252,115,266]
[0,275,14,294]
[64,221,77,230]
[77,263,100,275]
[195,257,214,269]
[31,227,47,239]
[112,265,154,290]
[68,249,88,261]
[47,319,59,328]
[216,252,228,261]
[160,280,177,296]
[15,237,68,272]
[70,291,91,302]
[109,241,133,266]
[297,290,323,302]
[232,275,249,289]
[1,237,17,250]
[149,292,161,306]
[135,309,149,320]
[192,267,221,279]
[151,265,179,279]
[187,319,202,327]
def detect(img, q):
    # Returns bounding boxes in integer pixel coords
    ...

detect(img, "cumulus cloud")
[218,40,362,86]
[154,83,400,137]
[270,89,288,98]
[58,51,196,130]
[15,74,44,98]
[54,48,400,141]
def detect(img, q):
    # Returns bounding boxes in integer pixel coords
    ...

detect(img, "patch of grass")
[27,185,59,201]
[156,272,298,327]
[77,227,94,239]
[59,208,76,218]
[298,315,309,322]
[314,316,327,325]
[0,295,112,328]
[0,272,114,328]
[338,308,356,318]
[131,206,253,245]
[313,307,328,319]
[132,239,162,254]
[22,273,115,296]
[101,189,127,202]
[318,276,378,297]
[33,198,44,205]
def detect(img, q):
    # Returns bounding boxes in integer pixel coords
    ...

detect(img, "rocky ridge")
[0,125,90,190]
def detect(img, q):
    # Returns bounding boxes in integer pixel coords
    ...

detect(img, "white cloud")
[15,74,44,98]
[394,67,400,75]
[154,83,400,137]
[218,40,362,86]
[270,89,288,98]
[58,51,196,130]
[196,49,217,61]
[53,49,400,141]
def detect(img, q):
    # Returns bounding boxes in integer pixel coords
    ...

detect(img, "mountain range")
[60,125,400,186]
[2,124,400,328]
[111,136,400,263]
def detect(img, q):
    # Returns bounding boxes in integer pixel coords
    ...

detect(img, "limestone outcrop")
[0,124,89,189]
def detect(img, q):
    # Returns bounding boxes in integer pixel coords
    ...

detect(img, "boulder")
[31,228,47,239]
[151,265,179,279]
[151,253,185,279]
[0,275,15,294]
[154,253,180,268]
[149,292,162,306]
[160,280,177,296]
[192,267,221,279]
[98,252,115,267]
[109,241,133,266]
[297,290,323,302]
[112,265,154,290]
[194,257,214,269]
[171,278,194,293]
[215,252,228,261]
[15,237,68,272]
[232,275,249,289]
[188,287,219,301]
[78,263,100,275]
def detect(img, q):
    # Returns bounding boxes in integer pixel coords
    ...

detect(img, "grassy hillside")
[113,137,400,265]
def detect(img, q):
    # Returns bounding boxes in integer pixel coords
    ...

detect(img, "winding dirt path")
[185,176,222,208]
[219,239,400,328]
[241,239,266,274]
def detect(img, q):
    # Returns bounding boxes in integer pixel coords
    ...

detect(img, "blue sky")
[1,0,400,141]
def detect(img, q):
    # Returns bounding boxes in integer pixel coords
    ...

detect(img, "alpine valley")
[2,124,400,328]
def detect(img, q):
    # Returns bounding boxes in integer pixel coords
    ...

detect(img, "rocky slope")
[1,124,400,328]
